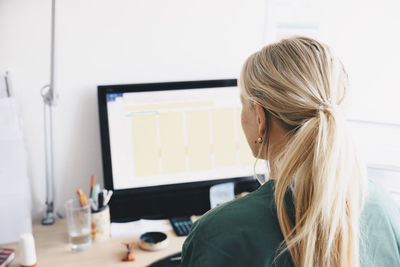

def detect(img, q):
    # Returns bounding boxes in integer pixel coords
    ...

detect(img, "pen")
[104,190,113,206]
[98,191,104,210]
[89,174,96,198]
[92,184,100,206]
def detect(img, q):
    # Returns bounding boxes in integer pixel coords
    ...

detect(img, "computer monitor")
[98,79,263,222]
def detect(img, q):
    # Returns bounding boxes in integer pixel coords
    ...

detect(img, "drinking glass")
[64,199,91,251]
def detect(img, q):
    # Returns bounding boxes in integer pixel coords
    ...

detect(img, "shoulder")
[193,179,277,235]
[360,179,400,266]
[181,180,289,267]
[363,179,400,222]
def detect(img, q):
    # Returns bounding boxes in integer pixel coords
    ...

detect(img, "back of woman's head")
[240,37,367,267]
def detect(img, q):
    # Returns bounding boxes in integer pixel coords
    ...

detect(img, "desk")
[7,220,186,267]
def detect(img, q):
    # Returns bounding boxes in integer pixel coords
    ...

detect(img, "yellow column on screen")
[186,110,212,171]
[212,108,236,167]
[159,112,186,174]
[238,110,255,166]
[131,113,160,176]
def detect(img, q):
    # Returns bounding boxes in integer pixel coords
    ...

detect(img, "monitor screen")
[98,79,263,221]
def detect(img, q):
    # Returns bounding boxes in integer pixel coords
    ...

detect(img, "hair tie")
[318,99,337,113]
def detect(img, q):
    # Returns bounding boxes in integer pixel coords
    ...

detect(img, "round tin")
[139,232,168,251]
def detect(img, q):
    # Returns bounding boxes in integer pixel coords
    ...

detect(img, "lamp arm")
[41,0,58,225]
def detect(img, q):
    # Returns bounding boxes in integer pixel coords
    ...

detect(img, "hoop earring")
[257,137,263,144]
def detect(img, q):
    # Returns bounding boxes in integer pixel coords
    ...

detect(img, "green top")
[181,179,400,267]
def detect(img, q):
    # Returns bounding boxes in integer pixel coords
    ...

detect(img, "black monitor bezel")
[98,79,259,221]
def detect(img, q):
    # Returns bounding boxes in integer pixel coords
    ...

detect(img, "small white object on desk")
[19,233,36,267]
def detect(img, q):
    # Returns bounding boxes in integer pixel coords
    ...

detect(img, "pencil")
[77,189,88,207]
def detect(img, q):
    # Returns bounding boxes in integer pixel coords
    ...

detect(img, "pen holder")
[91,205,110,242]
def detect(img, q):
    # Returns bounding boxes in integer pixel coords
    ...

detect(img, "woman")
[181,37,400,267]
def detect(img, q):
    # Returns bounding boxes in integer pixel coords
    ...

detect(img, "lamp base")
[41,201,55,225]
[41,214,55,225]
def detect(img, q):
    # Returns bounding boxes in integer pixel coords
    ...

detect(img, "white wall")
[264,0,400,125]
[0,0,266,220]
[319,0,400,125]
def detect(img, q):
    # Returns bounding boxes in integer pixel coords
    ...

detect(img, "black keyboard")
[169,217,193,236]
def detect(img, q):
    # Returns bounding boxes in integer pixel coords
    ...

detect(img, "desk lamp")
[41,0,58,225]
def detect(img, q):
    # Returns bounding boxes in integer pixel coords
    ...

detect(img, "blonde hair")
[240,37,367,267]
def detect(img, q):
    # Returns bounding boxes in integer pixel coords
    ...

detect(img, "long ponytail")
[240,37,367,267]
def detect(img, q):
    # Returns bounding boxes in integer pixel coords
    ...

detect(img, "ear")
[254,103,266,136]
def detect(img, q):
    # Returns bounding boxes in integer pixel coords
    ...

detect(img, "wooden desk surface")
[7,220,186,267]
